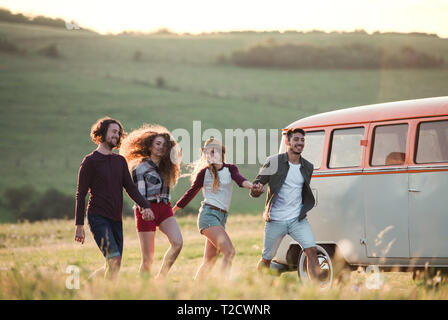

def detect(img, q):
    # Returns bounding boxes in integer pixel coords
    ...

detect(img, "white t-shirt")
[201,166,235,211]
[269,162,304,221]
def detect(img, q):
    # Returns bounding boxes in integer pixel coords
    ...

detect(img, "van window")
[302,131,325,169]
[416,120,448,164]
[329,127,364,168]
[371,124,408,166]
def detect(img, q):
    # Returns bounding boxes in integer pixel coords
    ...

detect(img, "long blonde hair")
[190,138,226,191]
[119,124,181,188]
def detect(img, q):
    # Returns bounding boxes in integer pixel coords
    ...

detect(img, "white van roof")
[284,96,448,130]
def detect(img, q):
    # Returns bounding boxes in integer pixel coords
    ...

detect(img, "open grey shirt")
[250,152,315,222]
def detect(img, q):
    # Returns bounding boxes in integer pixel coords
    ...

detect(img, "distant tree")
[352,29,368,35]
[216,54,229,65]
[133,49,143,62]
[37,43,61,59]
[0,8,89,31]
[156,76,166,88]
[231,41,444,69]
[409,32,439,38]
[3,185,74,222]
[152,28,176,36]
[3,185,37,217]
[0,8,28,23]
[24,188,74,221]
[31,15,65,28]
[0,37,25,55]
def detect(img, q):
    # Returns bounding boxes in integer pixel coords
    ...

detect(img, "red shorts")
[135,202,174,232]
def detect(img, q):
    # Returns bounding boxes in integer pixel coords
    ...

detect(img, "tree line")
[0,185,195,222]
[0,8,67,28]
[230,41,445,69]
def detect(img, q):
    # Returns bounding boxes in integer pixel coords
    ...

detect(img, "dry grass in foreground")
[1,215,448,299]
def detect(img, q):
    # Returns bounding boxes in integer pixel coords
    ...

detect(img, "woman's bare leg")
[156,217,183,279]
[198,226,235,279]
[194,238,220,280]
[138,231,156,275]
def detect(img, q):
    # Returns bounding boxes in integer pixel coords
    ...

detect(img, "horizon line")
[1,6,446,39]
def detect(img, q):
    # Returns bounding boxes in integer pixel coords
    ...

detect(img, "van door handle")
[408,189,421,193]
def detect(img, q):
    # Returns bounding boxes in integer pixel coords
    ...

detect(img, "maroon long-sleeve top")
[75,151,150,225]
[175,163,247,211]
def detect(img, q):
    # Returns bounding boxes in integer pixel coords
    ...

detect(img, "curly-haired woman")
[120,124,182,279]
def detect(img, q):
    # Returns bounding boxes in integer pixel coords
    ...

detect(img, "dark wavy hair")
[90,117,126,148]
[286,127,306,141]
[119,124,181,188]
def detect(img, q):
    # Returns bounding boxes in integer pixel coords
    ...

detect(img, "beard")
[105,137,118,149]
[291,145,303,155]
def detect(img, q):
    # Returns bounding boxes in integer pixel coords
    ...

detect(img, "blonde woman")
[173,138,256,279]
[120,124,182,279]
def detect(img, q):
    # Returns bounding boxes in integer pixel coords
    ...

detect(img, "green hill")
[1,21,448,222]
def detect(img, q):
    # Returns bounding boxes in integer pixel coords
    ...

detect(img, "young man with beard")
[250,128,325,282]
[74,117,153,279]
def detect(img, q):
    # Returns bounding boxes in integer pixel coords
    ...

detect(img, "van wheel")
[297,245,333,288]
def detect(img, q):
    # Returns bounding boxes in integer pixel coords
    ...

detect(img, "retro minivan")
[272,96,448,286]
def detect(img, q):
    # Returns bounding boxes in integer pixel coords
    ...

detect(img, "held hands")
[250,183,265,196]
[141,207,155,221]
[74,225,85,244]
[243,180,264,194]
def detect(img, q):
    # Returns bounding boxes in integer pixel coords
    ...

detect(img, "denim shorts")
[262,217,316,261]
[88,214,123,259]
[197,205,228,233]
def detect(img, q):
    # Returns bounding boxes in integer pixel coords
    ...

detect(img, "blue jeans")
[262,217,316,260]
[88,214,123,259]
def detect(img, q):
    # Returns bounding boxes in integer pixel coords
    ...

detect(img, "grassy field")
[1,22,448,222]
[2,15,448,303]
[1,214,448,300]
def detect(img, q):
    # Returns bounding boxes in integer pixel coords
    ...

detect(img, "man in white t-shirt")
[250,128,323,281]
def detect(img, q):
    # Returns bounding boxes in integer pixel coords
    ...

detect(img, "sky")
[1,0,447,37]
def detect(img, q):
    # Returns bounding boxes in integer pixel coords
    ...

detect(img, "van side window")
[371,124,408,166]
[329,127,364,168]
[416,120,448,164]
[302,131,325,169]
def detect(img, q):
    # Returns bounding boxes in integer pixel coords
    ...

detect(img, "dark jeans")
[88,214,123,259]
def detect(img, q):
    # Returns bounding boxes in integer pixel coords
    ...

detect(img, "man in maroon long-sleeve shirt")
[75,117,153,279]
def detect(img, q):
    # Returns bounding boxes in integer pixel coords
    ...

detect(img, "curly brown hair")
[90,117,126,148]
[119,124,181,188]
